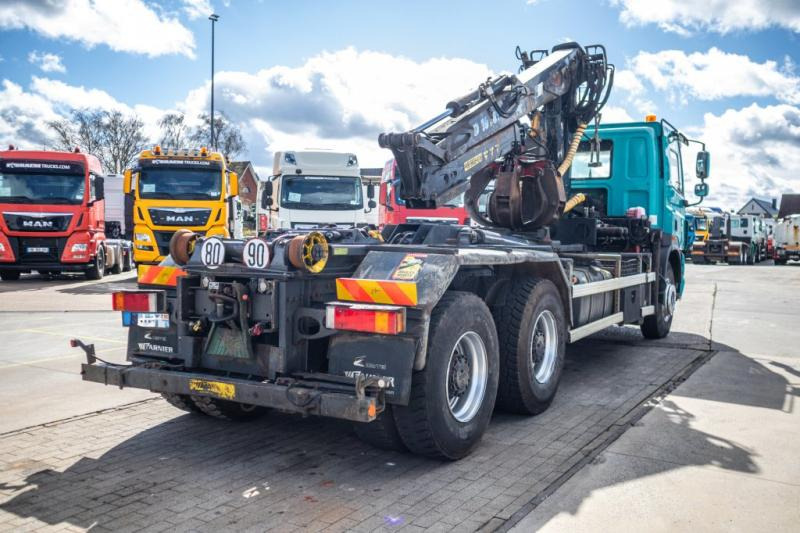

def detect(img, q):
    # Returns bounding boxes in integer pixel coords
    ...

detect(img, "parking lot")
[0,263,797,532]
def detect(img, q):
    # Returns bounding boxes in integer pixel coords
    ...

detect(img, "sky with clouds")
[0,0,798,209]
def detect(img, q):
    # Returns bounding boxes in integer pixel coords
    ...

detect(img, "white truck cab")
[257,151,376,231]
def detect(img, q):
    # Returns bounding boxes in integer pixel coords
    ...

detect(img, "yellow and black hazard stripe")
[335,278,417,306]
[138,265,187,287]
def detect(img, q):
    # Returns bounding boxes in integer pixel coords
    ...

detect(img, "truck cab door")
[665,133,686,251]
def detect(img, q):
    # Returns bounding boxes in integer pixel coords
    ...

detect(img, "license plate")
[136,313,170,329]
[188,378,236,400]
[27,247,49,253]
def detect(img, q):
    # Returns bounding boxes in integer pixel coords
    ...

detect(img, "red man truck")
[379,159,469,227]
[0,147,132,281]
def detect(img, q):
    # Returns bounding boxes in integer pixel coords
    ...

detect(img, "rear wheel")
[109,249,122,274]
[162,393,204,414]
[494,278,566,415]
[0,270,20,281]
[393,291,499,460]
[122,250,133,272]
[641,264,676,339]
[746,248,755,265]
[85,248,105,280]
[190,395,267,421]
[352,404,407,452]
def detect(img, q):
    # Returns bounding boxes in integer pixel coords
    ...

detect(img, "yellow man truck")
[125,146,243,264]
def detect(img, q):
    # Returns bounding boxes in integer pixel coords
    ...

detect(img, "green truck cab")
[569,118,710,296]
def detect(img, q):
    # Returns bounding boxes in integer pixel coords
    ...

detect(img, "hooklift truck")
[75,42,710,460]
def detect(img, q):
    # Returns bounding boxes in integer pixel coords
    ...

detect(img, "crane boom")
[378,42,613,231]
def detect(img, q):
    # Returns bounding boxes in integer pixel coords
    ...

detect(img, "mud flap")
[328,333,416,405]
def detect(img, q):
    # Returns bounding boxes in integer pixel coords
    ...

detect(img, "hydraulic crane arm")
[378,42,613,231]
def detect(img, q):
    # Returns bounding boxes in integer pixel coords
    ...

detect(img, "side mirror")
[261,187,273,209]
[368,199,377,209]
[696,151,710,180]
[94,175,104,201]
[367,183,375,199]
[123,169,132,194]
[229,171,239,197]
[264,179,273,196]
[694,182,709,198]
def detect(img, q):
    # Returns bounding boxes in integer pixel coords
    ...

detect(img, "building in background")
[229,161,260,220]
[738,197,778,218]
[778,193,800,219]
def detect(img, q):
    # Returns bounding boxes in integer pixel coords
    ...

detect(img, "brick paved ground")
[0,327,711,533]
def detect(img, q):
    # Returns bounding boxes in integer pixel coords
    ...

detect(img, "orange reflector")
[138,264,187,287]
[111,291,163,312]
[335,278,417,306]
[325,303,405,335]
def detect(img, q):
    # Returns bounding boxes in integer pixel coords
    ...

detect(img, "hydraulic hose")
[557,122,588,177]
[563,193,587,214]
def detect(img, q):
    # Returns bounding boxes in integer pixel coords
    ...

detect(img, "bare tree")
[190,112,246,160]
[103,111,147,173]
[157,112,189,149]
[47,110,105,156]
[47,109,147,173]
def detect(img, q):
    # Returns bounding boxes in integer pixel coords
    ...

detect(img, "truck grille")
[148,208,211,227]
[3,212,73,232]
[10,236,68,263]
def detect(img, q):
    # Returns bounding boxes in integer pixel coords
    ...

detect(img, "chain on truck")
[75,42,711,460]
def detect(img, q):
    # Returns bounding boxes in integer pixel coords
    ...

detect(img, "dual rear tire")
[354,284,567,459]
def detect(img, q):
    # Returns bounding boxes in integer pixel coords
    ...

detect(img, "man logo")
[165,215,194,223]
[22,220,53,228]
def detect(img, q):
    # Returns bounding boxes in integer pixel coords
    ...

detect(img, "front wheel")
[495,278,566,415]
[641,263,676,339]
[0,270,20,281]
[393,291,499,460]
[85,248,105,280]
[122,250,133,272]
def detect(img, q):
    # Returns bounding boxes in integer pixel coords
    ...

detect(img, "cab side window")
[89,174,97,201]
[667,143,683,195]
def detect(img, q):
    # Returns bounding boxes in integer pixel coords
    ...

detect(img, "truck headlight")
[71,243,88,252]
[135,233,151,242]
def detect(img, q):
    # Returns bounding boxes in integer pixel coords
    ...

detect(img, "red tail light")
[325,303,405,335]
[259,214,268,232]
[111,291,165,312]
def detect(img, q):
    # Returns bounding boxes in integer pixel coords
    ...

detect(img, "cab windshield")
[281,176,363,210]
[0,172,85,204]
[138,168,222,200]
[694,218,707,231]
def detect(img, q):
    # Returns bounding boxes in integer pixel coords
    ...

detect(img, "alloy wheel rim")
[531,310,558,384]
[446,331,488,423]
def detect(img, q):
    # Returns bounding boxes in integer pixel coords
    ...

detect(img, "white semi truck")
[774,215,800,265]
[256,151,376,232]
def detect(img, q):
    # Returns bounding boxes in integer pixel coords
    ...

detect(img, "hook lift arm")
[378,42,613,232]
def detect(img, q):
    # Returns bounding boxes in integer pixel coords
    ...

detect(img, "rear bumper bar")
[80,361,379,423]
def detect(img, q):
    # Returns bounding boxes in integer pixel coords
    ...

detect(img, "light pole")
[209,13,219,150]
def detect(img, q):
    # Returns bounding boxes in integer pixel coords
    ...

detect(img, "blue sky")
[1,0,799,208]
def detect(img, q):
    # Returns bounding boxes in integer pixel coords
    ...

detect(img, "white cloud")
[0,48,494,170]
[182,0,213,20]
[692,103,800,209]
[0,0,196,58]
[612,0,800,34]
[28,51,66,73]
[627,48,800,105]
[176,47,494,167]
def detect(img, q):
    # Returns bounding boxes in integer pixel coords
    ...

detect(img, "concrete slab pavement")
[511,263,800,532]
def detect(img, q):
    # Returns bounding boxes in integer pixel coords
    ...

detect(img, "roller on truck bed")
[75,42,710,459]
[0,147,132,280]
